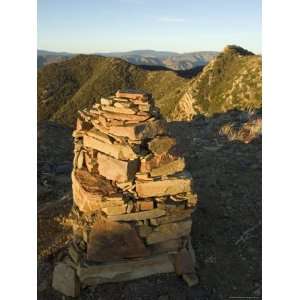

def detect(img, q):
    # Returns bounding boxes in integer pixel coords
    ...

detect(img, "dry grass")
[219,117,262,144]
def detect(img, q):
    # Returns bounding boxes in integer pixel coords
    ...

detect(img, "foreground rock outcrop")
[52,89,199,297]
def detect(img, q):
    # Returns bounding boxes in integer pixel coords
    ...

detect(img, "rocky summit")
[52,89,199,297]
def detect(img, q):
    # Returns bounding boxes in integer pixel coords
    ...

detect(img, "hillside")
[38,45,262,126]
[37,55,187,126]
[37,49,218,70]
[171,46,262,120]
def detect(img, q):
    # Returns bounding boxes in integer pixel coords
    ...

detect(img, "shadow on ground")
[37,110,261,300]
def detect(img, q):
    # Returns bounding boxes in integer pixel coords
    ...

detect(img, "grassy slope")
[38,46,262,126]
[38,55,187,127]
[189,45,262,116]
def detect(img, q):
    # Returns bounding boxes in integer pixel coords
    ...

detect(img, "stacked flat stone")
[52,89,199,297]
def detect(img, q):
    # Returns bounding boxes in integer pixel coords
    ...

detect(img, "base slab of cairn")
[52,89,199,297]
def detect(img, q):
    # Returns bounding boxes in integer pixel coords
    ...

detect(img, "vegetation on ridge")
[38,45,262,127]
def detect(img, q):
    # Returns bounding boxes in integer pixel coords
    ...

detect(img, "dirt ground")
[37,110,261,300]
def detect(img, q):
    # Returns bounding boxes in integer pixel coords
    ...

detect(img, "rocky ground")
[37,110,261,300]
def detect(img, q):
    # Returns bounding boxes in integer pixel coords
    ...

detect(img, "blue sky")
[38,0,261,54]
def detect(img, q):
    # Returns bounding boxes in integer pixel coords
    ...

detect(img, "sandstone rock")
[97,153,139,183]
[85,128,113,144]
[146,219,192,244]
[140,153,176,173]
[138,103,151,112]
[148,136,176,155]
[76,117,93,131]
[151,208,193,225]
[83,135,137,160]
[175,248,195,275]
[116,89,149,101]
[52,263,80,297]
[107,119,166,141]
[137,200,154,211]
[78,254,174,285]
[84,152,98,173]
[149,238,183,255]
[100,110,150,122]
[150,158,185,177]
[101,105,138,115]
[114,101,132,108]
[102,205,127,216]
[100,97,113,106]
[137,225,153,238]
[100,197,125,208]
[77,151,84,169]
[87,219,148,262]
[136,178,192,198]
[72,170,118,213]
[105,208,166,221]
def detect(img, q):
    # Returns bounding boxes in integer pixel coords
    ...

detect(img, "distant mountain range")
[38,45,261,126]
[37,49,218,70]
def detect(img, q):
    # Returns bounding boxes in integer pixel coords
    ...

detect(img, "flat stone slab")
[101,105,138,115]
[99,110,150,122]
[105,208,166,221]
[151,208,194,225]
[136,178,192,197]
[85,128,113,144]
[150,158,185,177]
[83,135,137,160]
[149,238,183,255]
[106,119,166,141]
[97,153,139,183]
[146,219,192,244]
[87,219,149,262]
[116,89,150,101]
[78,254,174,286]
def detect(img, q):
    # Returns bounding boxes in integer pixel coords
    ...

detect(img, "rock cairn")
[52,89,199,297]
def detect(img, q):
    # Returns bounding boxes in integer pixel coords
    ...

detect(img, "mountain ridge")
[37,49,218,70]
[38,45,261,126]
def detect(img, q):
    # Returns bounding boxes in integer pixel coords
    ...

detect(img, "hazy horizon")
[38,0,261,54]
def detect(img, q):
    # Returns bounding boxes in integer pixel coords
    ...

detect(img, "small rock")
[52,263,80,297]
[182,273,199,287]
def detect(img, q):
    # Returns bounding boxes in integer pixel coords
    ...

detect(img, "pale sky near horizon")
[38,0,261,54]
